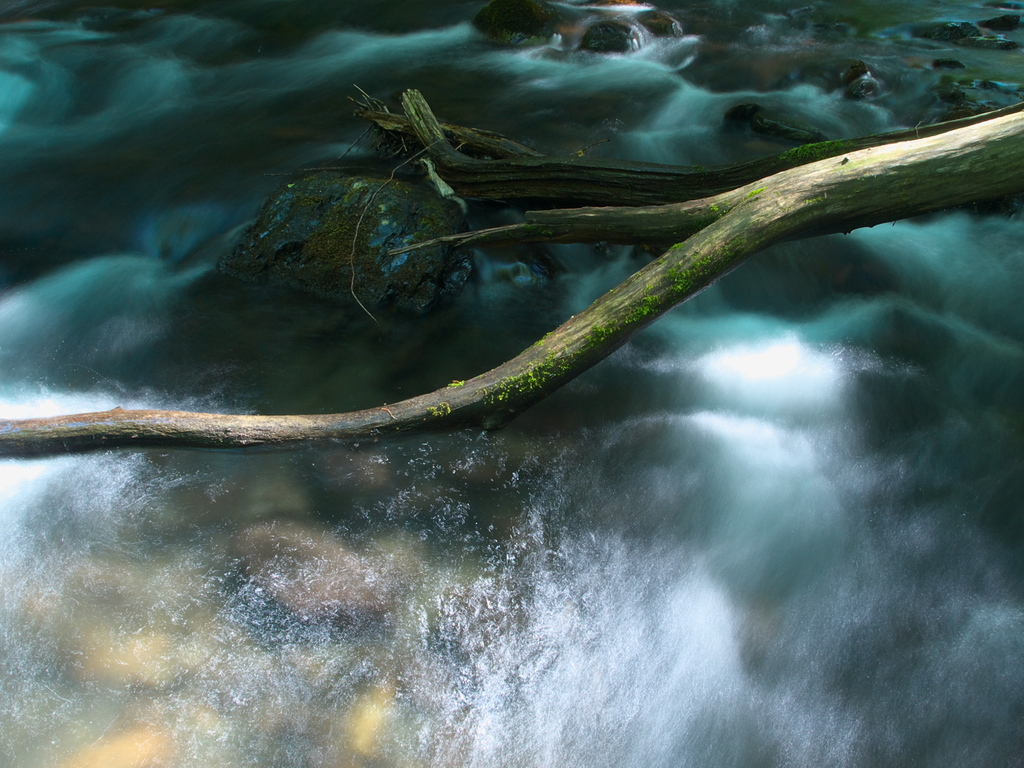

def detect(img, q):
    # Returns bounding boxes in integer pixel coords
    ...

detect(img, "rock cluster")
[472,0,685,51]
[913,19,1020,49]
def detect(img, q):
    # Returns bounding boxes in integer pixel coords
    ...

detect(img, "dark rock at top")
[580,19,642,53]
[980,13,1021,30]
[222,173,471,314]
[473,0,561,45]
[913,21,983,40]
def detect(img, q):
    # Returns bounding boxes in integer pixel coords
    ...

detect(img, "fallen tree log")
[366,92,1024,206]
[3,96,1024,457]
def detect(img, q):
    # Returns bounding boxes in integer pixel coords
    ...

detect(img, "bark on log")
[3,101,1024,457]
[368,91,1024,206]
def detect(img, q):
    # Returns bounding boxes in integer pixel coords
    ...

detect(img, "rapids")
[2,1,1024,766]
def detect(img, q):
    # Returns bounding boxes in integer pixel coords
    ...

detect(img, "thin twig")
[347,143,438,327]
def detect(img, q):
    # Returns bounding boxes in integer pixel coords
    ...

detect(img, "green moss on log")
[777,139,855,165]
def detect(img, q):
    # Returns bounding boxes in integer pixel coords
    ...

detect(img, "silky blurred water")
[2,1,1024,766]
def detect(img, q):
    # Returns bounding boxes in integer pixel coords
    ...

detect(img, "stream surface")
[2,1,1024,766]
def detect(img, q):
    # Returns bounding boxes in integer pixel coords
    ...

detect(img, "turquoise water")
[2,2,1024,766]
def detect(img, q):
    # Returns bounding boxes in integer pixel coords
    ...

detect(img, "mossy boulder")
[473,0,561,45]
[222,173,471,313]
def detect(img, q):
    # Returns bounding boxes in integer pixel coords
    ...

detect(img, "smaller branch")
[386,197,736,257]
[382,91,1024,207]
[356,107,543,160]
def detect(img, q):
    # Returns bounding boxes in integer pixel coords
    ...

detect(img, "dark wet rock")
[933,75,1021,121]
[724,103,827,144]
[222,173,470,314]
[933,58,967,69]
[934,77,1002,121]
[985,1,1024,9]
[580,18,642,53]
[473,0,561,45]
[955,35,1019,49]
[752,115,827,144]
[231,519,401,626]
[941,103,995,120]
[723,102,762,123]
[845,78,880,99]
[842,60,870,84]
[842,60,881,99]
[636,9,683,37]
[980,13,1021,30]
[937,80,968,105]
[913,21,983,40]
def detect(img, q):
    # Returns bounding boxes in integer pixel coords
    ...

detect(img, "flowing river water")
[3,1,1024,766]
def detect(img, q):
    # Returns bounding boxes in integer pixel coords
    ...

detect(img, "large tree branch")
[375,90,1024,206]
[3,105,1024,457]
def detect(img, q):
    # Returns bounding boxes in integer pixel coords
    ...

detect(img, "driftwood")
[2,92,1024,457]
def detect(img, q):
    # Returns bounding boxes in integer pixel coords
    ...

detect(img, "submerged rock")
[580,18,642,52]
[58,724,176,768]
[473,0,561,45]
[724,102,827,144]
[231,519,402,627]
[222,173,470,313]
